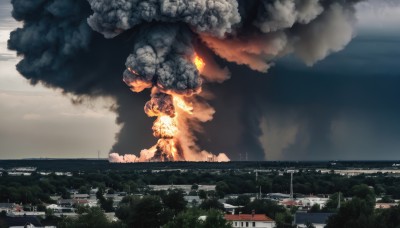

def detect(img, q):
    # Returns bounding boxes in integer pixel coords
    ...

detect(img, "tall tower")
[288,170,294,199]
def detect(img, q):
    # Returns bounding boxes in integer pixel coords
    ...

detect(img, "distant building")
[148,184,216,194]
[71,194,89,200]
[375,203,398,209]
[1,216,43,228]
[0,203,22,213]
[293,212,334,228]
[266,193,291,200]
[225,213,275,228]
[184,196,201,206]
[222,203,243,214]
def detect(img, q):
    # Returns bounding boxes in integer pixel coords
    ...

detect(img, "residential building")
[225,213,275,228]
[0,203,22,213]
[1,216,43,228]
[293,212,334,228]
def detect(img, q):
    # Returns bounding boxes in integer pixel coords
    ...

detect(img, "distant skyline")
[0,0,400,160]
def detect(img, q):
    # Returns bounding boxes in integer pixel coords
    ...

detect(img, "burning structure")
[8,0,362,162]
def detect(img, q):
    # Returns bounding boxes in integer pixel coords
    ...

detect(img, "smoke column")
[9,0,362,162]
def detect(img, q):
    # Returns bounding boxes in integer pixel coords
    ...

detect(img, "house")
[2,216,43,228]
[71,194,89,200]
[294,212,334,228]
[222,203,243,214]
[375,203,398,209]
[0,203,22,213]
[225,213,275,228]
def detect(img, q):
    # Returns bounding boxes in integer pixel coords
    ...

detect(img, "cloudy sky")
[0,0,399,160]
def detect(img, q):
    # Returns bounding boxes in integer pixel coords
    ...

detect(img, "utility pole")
[255,170,258,182]
[288,171,294,200]
[337,192,341,209]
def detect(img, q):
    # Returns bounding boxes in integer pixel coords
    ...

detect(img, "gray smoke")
[8,0,363,160]
[87,0,241,38]
[123,24,201,95]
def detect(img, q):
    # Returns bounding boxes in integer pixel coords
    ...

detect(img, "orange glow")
[156,139,179,160]
[152,115,178,138]
[173,96,193,114]
[193,54,205,73]
[127,67,140,76]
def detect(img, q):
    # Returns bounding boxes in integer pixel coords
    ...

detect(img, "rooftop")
[225,214,274,222]
[295,212,334,224]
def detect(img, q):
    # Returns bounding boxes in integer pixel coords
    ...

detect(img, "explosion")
[115,51,228,162]
[8,0,362,162]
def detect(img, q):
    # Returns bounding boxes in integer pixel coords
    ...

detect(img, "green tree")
[216,181,229,198]
[326,198,375,228]
[377,195,395,203]
[201,209,232,228]
[309,204,320,213]
[275,211,294,228]
[58,207,122,228]
[242,199,286,220]
[200,198,224,210]
[192,184,199,191]
[198,190,207,200]
[323,192,344,212]
[161,189,187,214]
[164,208,232,228]
[375,205,400,228]
[116,195,163,228]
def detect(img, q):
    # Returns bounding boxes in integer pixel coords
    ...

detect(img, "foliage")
[309,204,320,213]
[58,207,122,228]
[199,198,224,210]
[242,199,286,220]
[326,185,377,228]
[378,195,395,203]
[161,189,187,214]
[226,195,251,206]
[164,208,232,228]
[115,195,164,228]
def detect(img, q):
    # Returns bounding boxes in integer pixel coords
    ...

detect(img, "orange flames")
[173,96,193,114]
[111,53,231,162]
[118,53,231,162]
[194,54,205,73]
[153,115,178,138]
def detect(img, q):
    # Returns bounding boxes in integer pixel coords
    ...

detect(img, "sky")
[0,0,399,160]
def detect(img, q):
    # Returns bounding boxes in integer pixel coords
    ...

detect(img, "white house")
[225,214,275,228]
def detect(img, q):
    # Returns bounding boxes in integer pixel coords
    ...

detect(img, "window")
[241,222,243,227]
[253,222,256,227]
[246,222,249,227]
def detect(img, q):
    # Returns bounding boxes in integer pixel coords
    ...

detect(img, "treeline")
[2,169,400,205]
[0,159,399,172]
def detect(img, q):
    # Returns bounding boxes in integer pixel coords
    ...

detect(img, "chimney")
[252,210,255,218]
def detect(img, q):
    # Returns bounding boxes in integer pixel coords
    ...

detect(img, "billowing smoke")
[9,0,362,162]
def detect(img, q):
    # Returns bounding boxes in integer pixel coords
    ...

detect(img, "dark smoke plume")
[8,0,362,160]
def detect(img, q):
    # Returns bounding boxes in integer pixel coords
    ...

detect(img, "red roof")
[225,214,274,222]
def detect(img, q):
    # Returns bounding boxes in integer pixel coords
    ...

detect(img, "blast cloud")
[8,0,362,162]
